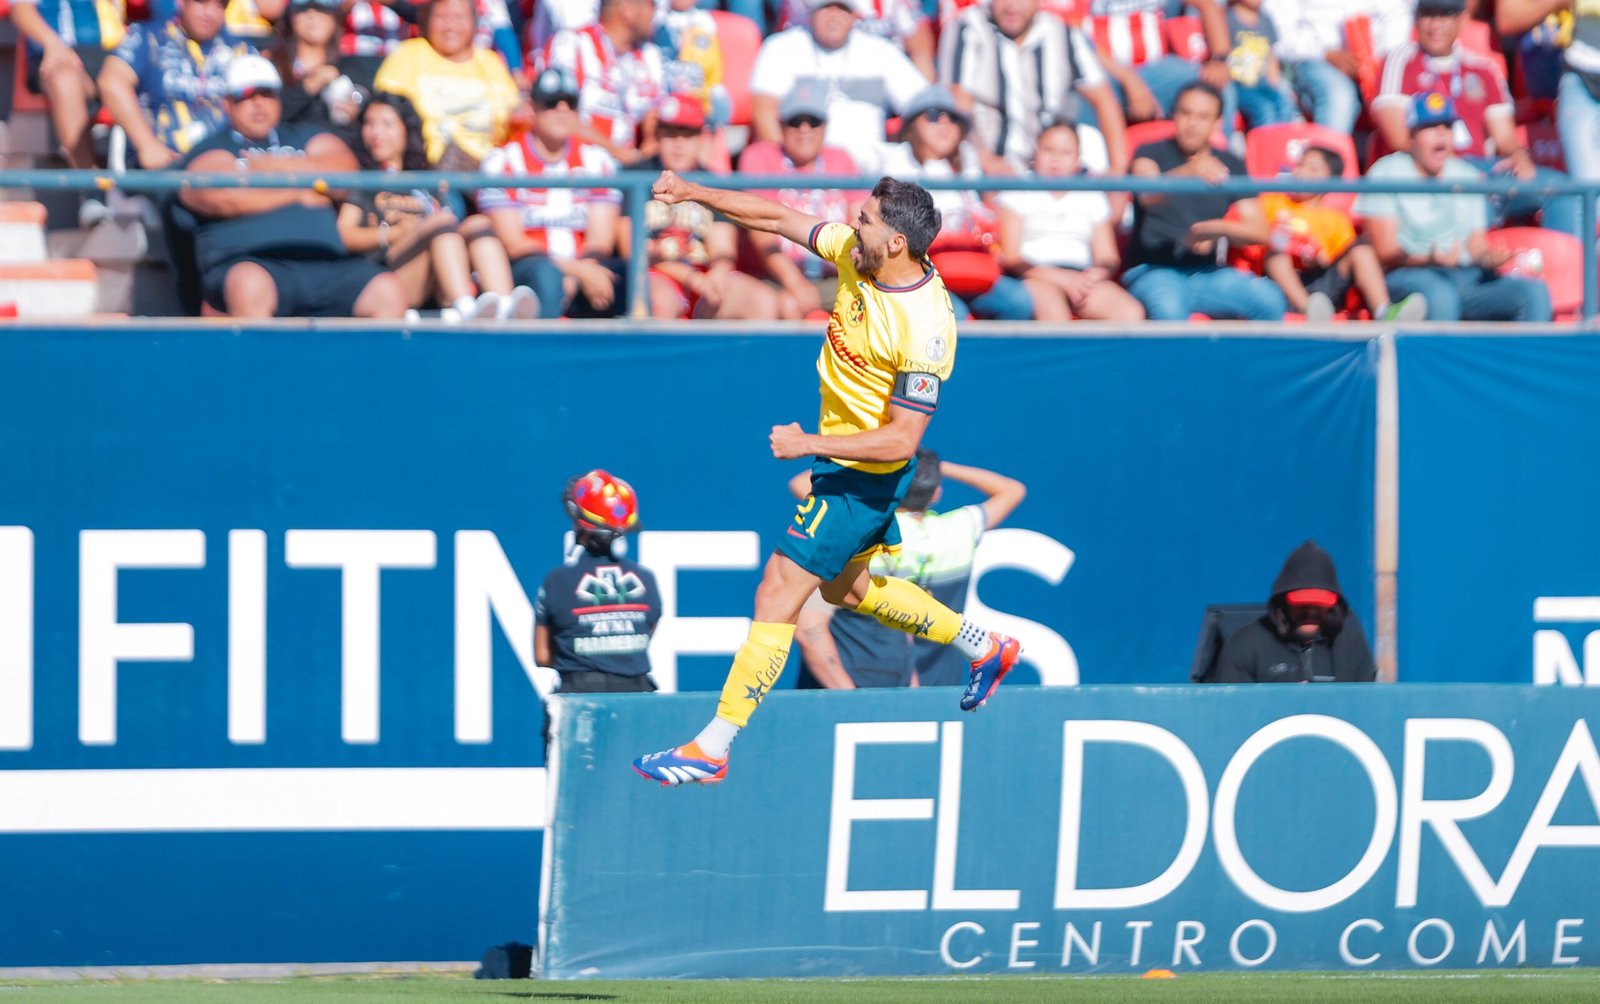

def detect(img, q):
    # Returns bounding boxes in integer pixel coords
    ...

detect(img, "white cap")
[225,54,282,98]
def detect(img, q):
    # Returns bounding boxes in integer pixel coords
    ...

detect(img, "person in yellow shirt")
[372,0,521,164]
[632,171,1023,788]
[1259,145,1426,321]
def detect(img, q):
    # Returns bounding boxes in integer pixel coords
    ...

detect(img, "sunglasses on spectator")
[783,115,825,129]
[234,87,281,101]
[534,96,578,110]
[920,110,961,125]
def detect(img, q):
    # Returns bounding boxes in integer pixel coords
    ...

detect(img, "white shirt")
[995,187,1111,269]
[1262,0,1413,65]
[749,27,928,171]
[877,140,988,236]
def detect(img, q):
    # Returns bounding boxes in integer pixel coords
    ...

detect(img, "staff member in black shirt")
[535,470,662,695]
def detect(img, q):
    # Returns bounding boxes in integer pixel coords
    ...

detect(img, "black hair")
[356,91,429,171]
[901,448,943,511]
[1301,144,1344,178]
[1174,81,1225,115]
[871,176,942,259]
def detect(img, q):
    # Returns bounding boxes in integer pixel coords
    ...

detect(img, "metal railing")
[3,169,1593,320]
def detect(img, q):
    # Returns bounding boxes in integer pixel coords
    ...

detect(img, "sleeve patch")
[891,371,941,413]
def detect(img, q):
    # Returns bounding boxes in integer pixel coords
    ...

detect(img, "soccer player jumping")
[631,171,1022,787]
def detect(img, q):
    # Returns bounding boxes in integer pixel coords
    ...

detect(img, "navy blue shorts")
[202,255,385,317]
[776,456,918,581]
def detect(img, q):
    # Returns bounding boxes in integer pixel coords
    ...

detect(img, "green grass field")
[4,971,1600,1003]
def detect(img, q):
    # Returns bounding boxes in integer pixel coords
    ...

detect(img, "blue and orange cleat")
[960,633,1021,711]
[632,741,728,786]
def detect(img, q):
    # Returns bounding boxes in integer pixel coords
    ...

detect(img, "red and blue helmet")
[563,469,640,535]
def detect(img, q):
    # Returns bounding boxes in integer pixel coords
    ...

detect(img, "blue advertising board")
[545,685,1600,977]
[1397,334,1600,685]
[0,325,1374,965]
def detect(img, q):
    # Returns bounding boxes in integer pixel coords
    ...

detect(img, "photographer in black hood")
[1208,540,1377,684]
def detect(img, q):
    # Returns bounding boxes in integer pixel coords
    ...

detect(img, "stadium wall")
[545,686,1600,977]
[0,321,1589,966]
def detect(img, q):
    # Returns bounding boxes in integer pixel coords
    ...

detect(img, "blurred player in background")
[632,171,1022,788]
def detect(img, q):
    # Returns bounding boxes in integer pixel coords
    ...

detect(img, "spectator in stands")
[737,84,866,319]
[98,0,254,169]
[780,0,936,80]
[177,55,407,319]
[1499,0,1600,181]
[638,93,786,319]
[479,66,628,318]
[1357,93,1553,322]
[790,451,1026,689]
[1202,539,1376,684]
[373,0,523,165]
[537,0,665,166]
[472,0,527,76]
[747,0,927,174]
[938,0,1129,175]
[995,119,1145,322]
[1256,145,1427,321]
[8,0,119,173]
[1496,0,1570,107]
[342,0,423,82]
[1225,0,1298,127]
[339,91,534,321]
[1084,0,1239,136]
[654,0,732,131]
[1122,82,1287,321]
[1373,0,1581,237]
[879,85,1034,320]
[1262,0,1413,134]
[270,0,366,127]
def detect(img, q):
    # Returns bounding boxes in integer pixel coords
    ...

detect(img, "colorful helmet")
[562,469,640,534]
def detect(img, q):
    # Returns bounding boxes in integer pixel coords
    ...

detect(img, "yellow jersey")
[806,221,958,474]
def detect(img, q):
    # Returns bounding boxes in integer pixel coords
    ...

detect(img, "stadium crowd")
[1,0,1590,321]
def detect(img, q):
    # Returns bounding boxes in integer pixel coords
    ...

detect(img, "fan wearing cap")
[479,65,631,318]
[747,0,929,173]
[1355,92,1553,322]
[178,54,408,319]
[1208,540,1376,684]
[779,0,936,79]
[1371,0,1581,239]
[636,92,785,319]
[878,85,1035,321]
[533,470,662,699]
[737,84,867,319]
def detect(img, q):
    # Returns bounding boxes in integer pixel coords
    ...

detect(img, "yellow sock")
[713,621,797,728]
[853,575,963,644]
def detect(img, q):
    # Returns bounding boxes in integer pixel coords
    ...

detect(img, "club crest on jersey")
[907,373,940,404]
[925,336,947,362]
[847,296,865,326]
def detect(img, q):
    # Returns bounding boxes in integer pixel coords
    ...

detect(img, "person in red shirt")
[1371,0,1580,236]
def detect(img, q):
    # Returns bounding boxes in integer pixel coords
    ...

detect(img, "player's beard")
[853,240,885,276]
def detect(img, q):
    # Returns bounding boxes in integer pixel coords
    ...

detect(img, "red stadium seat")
[1163,15,1207,61]
[1484,227,1583,320]
[1245,123,1361,212]
[709,10,761,128]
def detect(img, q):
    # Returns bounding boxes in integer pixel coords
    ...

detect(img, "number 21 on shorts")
[792,495,829,538]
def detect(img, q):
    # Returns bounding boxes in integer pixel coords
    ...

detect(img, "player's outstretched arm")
[653,170,823,248]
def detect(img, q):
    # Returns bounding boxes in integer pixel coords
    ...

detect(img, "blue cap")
[1406,91,1458,131]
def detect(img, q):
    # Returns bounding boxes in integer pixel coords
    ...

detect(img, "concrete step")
[0,259,99,317]
[0,201,47,262]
